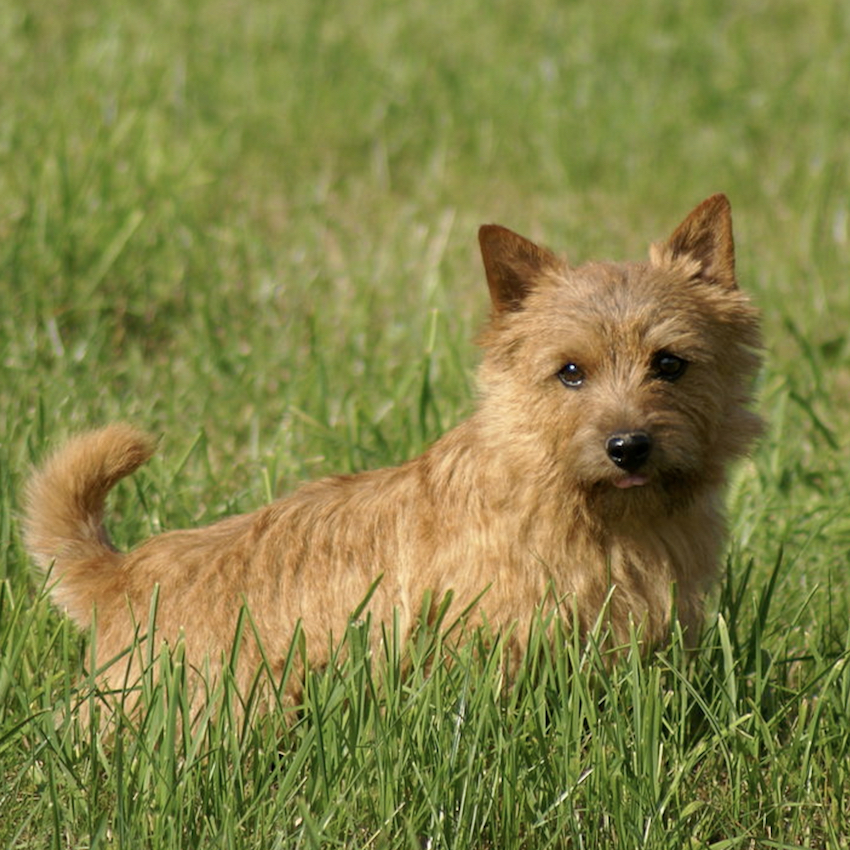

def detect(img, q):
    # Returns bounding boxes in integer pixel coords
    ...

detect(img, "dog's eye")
[557,362,585,388]
[652,351,688,382]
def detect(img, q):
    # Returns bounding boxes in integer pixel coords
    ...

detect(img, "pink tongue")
[614,475,649,489]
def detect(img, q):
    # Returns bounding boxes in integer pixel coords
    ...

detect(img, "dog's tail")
[23,424,157,627]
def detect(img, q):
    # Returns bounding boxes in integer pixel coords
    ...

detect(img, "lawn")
[2,0,850,846]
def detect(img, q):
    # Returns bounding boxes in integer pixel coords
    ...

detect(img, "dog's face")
[475,196,762,513]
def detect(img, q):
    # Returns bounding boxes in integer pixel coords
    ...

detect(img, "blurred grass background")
[2,0,850,846]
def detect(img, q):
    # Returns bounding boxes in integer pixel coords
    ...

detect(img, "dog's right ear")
[478,225,560,313]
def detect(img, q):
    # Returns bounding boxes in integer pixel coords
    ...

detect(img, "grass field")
[2,0,850,846]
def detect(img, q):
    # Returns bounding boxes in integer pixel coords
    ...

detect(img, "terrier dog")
[24,194,762,711]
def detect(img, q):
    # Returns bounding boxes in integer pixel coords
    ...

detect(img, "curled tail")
[24,424,157,627]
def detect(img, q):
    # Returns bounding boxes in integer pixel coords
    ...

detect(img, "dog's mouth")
[613,473,650,489]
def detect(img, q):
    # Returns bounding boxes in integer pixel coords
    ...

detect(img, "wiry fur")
[24,194,762,712]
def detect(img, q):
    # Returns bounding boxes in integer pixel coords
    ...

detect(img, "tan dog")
[24,195,762,711]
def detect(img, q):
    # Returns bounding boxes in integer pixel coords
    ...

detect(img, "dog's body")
[24,195,762,707]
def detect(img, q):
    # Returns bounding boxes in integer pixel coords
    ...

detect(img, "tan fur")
[24,194,762,712]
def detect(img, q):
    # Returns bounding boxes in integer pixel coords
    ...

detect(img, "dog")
[24,194,762,713]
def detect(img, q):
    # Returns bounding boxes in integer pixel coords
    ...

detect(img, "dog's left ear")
[651,194,736,289]
[478,225,561,313]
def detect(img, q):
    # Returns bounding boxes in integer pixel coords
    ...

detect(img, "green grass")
[2,0,850,846]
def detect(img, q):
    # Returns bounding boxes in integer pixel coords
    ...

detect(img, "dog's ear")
[478,225,561,313]
[651,194,736,289]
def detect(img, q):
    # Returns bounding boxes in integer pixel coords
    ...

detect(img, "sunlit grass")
[2,0,850,846]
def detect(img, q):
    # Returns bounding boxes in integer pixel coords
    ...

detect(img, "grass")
[2,0,850,846]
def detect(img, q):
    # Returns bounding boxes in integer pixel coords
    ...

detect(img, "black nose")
[606,431,652,472]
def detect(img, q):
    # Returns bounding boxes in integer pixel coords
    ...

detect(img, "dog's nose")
[606,431,652,472]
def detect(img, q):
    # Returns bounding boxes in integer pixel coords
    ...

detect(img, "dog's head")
[475,195,763,515]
